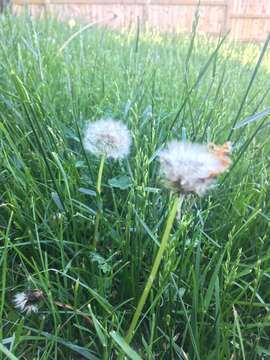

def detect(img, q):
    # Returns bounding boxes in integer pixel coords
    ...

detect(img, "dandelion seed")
[83,118,131,160]
[159,140,232,196]
[68,18,76,30]
[13,289,43,315]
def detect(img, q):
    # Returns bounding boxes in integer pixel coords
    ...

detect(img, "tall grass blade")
[0,343,19,360]
[233,107,270,129]
[227,32,270,140]
[165,35,227,142]
[110,331,143,360]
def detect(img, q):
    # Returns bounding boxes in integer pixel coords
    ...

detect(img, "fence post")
[142,0,149,28]
[43,0,49,19]
[222,0,231,35]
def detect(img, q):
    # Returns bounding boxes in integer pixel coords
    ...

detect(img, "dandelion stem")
[97,154,105,195]
[93,154,105,250]
[57,15,117,55]
[122,194,183,352]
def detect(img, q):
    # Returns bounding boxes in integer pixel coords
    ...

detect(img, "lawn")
[0,9,270,360]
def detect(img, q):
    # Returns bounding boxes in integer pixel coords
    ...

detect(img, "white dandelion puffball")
[83,118,132,160]
[13,290,42,315]
[159,140,232,196]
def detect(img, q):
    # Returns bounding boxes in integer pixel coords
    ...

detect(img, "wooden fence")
[6,0,270,42]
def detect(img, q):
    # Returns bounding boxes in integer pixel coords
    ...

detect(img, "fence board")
[229,0,270,41]
[9,0,270,42]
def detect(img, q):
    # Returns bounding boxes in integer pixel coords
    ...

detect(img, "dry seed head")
[13,289,43,315]
[83,118,132,160]
[159,140,232,196]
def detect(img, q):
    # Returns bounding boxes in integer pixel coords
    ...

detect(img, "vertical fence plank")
[222,0,230,34]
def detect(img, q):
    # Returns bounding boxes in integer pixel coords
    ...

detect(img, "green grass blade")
[227,32,270,140]
[110,331,143,360]
[0,343,19,360]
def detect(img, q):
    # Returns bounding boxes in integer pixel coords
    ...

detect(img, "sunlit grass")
[0,9,270,359]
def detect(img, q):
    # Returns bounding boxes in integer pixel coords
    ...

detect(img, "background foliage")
[0,9,270,359]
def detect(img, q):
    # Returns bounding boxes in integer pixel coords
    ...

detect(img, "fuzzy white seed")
[13,290,42,315]
[83,118,132,160]
[159,140,231,196]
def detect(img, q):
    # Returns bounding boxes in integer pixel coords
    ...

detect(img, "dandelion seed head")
[159,140,232,196]
[83,118,131,160]
[13,289,43,315]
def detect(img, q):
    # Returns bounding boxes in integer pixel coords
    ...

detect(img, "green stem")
[0,211,14,343]
[122,195,183,351]
[93,154,105,250]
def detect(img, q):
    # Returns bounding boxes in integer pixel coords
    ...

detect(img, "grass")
[0,8,270,359]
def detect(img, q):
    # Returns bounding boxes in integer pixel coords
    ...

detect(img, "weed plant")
[0,8,270,360]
